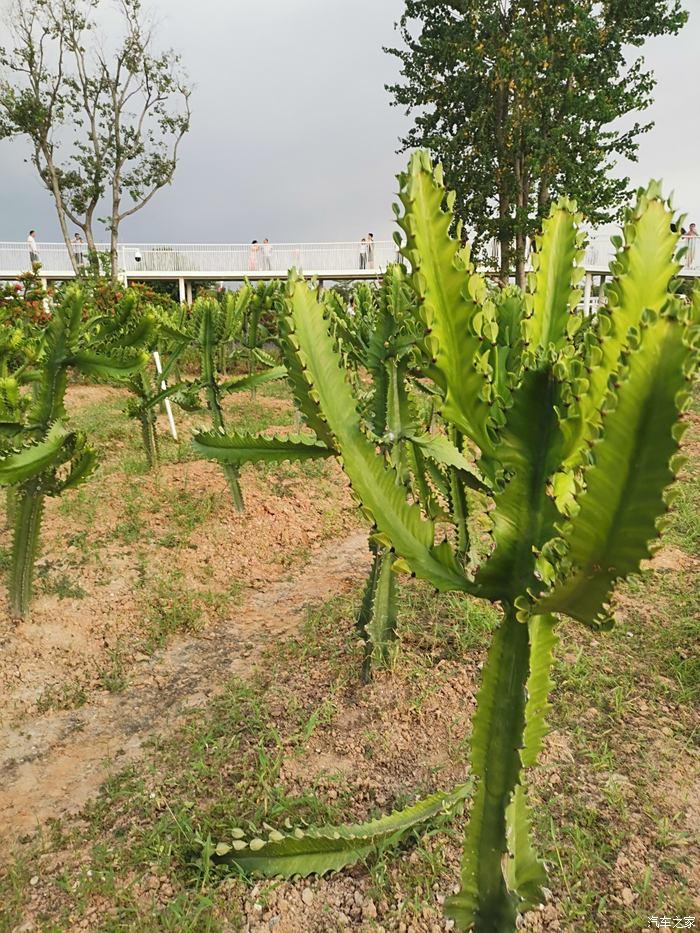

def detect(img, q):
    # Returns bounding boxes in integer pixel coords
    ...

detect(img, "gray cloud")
[1,0,698,245]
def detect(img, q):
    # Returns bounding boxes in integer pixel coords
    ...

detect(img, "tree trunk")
[514,151,530,289]
[110,193,120,282]
[40,144,79,275]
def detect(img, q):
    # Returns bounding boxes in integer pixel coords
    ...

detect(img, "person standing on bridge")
[359,237,368,270]
[248,240,259,271]
[367,233,375,269]
[72,233,85,271]
[262,238,272,271]
[27,230,39,267]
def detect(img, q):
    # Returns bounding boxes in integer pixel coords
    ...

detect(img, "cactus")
[195,265,482,679]
[158,289,286,511]
[202,779,472,878]
[241,279,284,391]
[208,154,697,931]
[0,287,151,618]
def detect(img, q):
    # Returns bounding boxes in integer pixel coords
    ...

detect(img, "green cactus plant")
[194,265,482,679]
[0,287,152,618]
[157,290,286,511]
[206,154,698,931]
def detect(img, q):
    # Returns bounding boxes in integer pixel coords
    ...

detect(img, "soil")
[0,527,370,839]
[0,383,364,836]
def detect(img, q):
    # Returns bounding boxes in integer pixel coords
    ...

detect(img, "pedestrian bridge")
[1,234,698,299]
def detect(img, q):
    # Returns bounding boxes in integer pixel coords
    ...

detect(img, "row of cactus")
[0,288,153,617]
[0,275,289,615]
[195,153,698,931]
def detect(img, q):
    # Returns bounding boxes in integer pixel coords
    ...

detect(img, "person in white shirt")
[262,238,272,271]
[359,237,368,270]
[27,230,39,266]
[72,232,85,270]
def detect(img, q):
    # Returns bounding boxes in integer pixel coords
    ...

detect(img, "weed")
[36,680,88,713]
[96,646,129,693]
[36,569,86,600]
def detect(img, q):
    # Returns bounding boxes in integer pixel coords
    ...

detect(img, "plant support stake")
[153,350,178,440]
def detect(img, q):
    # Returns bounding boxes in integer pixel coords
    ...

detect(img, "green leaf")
[523,201,583,354]
[396,152,499,457]
[219,366,286,395]
[192,431,333,466]
[288,280,471,593]
[560,188,680,468]
[70,348,148,380]
[0,422,71,485]
[473,369,563,603]
[208,780,472,878]
[409,432,485,491]
[535,305,698,627]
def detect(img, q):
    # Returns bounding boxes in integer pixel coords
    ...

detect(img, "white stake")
[153,350,178,441]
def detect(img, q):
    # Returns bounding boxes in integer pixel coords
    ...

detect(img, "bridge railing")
[1,234,698,278]
[0,240,400,277]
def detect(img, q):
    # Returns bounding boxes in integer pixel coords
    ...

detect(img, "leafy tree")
[386,0,688,284]
[0,0,191,279]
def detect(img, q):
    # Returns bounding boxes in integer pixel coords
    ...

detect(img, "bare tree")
[0,0,191,278]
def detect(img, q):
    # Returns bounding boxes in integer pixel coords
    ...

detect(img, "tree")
[386,0,688,285]
[0,0,191,279]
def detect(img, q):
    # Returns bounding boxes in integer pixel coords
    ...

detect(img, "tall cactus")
[210,154,699,931]
[195,266,482,678]
[0,287,152,618]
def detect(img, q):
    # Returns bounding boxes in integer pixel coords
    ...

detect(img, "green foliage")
[386,1,688,280]
[201,779,472,878]
[251,153,698,932]
[0,285,152,617]
[163,289,286,510]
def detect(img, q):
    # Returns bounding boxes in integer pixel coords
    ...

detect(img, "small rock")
[363,899,378,920]
[29,875,39,886]
[621,887,636,906]
[301,887,314,906]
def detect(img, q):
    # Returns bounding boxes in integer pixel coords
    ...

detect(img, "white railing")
[0,240,400,277]
[1,233,698,279]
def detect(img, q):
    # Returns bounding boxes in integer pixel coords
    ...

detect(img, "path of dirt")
[0,529,370,841]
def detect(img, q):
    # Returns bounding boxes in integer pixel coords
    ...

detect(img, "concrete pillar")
[178,277,186,305]
[583,271,593,315]
[185,280,193,306]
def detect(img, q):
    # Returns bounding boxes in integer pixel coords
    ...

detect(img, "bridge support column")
[598,274,606,301]
[185,280,193,306]
[178,277,186,305]
[583,271,593,315]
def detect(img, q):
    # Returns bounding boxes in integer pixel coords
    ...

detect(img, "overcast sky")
[1,0,698,244]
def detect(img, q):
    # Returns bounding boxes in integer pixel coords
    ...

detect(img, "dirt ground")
[0,385,698,932]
